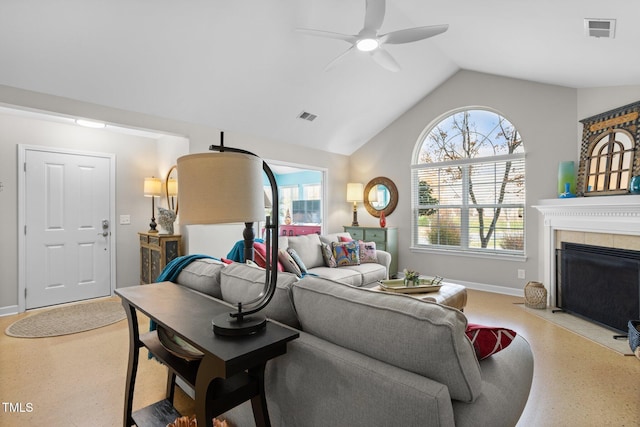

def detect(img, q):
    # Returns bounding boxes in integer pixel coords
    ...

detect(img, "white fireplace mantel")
[533,194,640,306]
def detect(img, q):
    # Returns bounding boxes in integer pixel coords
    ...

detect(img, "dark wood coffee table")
[116,282,299,427]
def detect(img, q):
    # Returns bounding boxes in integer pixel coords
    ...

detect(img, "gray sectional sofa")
[279,232,390,286]
[173,259,534,426]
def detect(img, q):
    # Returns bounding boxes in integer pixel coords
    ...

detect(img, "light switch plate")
[120,214,131,225]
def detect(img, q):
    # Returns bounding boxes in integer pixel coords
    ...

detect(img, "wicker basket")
[524,281,547,309]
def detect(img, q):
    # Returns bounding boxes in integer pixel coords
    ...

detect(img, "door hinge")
[25,288,27,298]
[24,225,27,235]
[24,162,27,172]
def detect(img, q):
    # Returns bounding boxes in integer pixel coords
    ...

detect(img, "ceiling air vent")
[297,111,318,122]
[584,19,616,38]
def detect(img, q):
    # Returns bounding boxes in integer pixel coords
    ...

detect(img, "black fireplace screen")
[556,243,640,333]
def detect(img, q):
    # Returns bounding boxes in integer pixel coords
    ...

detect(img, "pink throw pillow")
[339,235,353,242]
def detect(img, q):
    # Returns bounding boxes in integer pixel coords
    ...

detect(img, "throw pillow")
[339,235,353,242]
[359,241,377,263]
[465,323,517,360]
[320,242,337,268]
[252,242,284,272]
[332,241,360,266]
[287,247,308,275]
[278,248,302,277]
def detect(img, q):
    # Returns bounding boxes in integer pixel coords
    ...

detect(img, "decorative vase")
[157,207,176,235]
[630,176,640,194]
[379,211,386,228]
[557,161,576,197]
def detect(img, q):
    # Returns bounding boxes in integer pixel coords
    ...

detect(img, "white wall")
[0,84,351,313]
[0,112,159,312]
[350,70,578,293]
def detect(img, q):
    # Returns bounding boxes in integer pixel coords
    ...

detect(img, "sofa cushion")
[332,241,360,266]
[292,277,482,402]
[306,266,363,286]
[319,232,352,245]
[359,241,378,263]
[278,249,302,277]
[465,323,517,360]
[175,258,226,299]
[287,247,308,274]
[320,243,337,268]
[220,262,300,329]
[286,233,324,269]
[341,263,387,285]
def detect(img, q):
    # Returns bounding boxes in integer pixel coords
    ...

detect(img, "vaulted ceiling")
[0,0,638,155]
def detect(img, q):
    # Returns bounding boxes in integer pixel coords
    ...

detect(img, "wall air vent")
[584,19,616,38]
[297,111,318,122]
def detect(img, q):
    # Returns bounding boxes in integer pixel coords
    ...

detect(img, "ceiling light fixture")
[75,119,106,128]
[356,38,379,52]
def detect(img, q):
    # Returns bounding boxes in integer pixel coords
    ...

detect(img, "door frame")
[17,144,117,312]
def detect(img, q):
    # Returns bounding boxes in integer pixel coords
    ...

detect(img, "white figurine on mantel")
[157,206,177,235]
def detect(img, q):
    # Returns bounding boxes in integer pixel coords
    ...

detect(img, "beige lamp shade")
[346,182,364,202]
[143,177,162,197]
[167,178,178,197]
[177,152,265,225]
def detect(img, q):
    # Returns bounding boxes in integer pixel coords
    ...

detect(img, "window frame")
[411,108,526,260]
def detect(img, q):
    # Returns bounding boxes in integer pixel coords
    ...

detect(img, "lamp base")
[212,312,267,336]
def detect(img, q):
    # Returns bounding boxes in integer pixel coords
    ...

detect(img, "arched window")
[412,109,525,255]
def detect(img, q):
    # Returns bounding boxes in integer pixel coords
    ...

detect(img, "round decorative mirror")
[165,165,178,215]
[364,176,398,218]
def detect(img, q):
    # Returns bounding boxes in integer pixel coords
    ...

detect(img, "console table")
[116,282,299,427]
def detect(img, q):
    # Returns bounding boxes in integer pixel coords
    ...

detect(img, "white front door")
[23,147,114,309]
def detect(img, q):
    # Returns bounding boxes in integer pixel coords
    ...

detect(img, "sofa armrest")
[223,331,456,426]
[451,335,534,427]
[375,249,391,279]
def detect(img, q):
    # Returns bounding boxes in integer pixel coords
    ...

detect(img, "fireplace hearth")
[556,243,640,333]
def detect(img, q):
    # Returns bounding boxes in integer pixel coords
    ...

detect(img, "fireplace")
[534,194,640,313]
[556,242,640,333]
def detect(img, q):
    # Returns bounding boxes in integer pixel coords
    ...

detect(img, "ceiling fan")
[297,0,448,72]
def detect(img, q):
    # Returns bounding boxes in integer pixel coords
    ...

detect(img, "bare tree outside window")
[413,109,525,254]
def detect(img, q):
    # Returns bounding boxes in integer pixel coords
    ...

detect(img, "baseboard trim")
[0,305,19,317]
[451,280,525,298]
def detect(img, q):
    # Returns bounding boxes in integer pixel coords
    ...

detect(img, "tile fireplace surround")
[534,194,640,307]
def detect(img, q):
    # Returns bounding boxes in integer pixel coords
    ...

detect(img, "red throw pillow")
[339,235,353,242]
[465,323,517,360]
[253,242,284,272]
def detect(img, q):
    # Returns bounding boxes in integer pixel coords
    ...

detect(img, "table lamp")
[347,182,364,226]
[143,177,162,233]
[177,136,279,336]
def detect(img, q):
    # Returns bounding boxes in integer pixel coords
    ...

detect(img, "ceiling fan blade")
[363,0,386,32]
[370,48,400,72]
[382,24,449,44]
[296,28,357,44]
[324,46,355,71]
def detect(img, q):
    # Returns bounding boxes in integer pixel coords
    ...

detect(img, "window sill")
[410,246,527,262]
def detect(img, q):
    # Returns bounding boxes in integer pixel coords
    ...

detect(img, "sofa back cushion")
[175,258,226,299]
[220,263,300,329]
[285,234,324,269]
[291,277,482,402]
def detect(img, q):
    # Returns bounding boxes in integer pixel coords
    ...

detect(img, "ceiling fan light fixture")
[356,38,379,52]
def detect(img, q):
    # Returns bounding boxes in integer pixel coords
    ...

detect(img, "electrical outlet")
[517,269,525,279]
[120,214,131,225]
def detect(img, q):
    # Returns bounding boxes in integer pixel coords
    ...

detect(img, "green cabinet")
[343,226,398,278]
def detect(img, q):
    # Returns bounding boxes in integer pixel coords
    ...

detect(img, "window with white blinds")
[412,109,525,255]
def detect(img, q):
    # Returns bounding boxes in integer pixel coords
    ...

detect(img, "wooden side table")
[116,282,299,427]
[139,232,182,284]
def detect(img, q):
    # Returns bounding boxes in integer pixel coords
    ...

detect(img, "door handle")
[97,231,109,237]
